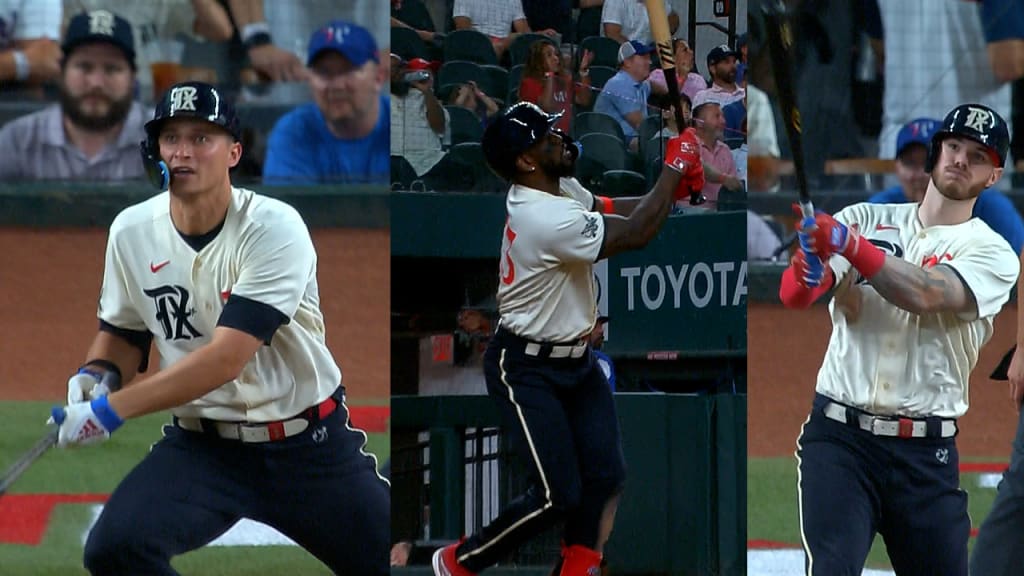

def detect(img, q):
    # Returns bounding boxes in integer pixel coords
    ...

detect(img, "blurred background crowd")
[0,0,389,185]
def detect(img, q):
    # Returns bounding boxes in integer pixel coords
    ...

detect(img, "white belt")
[523,341,588,359]
[175,417,309,443]
[823,402,957,439]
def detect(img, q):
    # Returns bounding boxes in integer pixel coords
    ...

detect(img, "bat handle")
[798,201,815,221]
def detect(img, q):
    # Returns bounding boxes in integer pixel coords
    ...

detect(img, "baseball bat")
[0,428,58,497]
[643,0,704,206]
[761,0,814,219]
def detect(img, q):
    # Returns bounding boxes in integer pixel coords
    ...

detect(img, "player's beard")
[932,169,985,202]
[60,87,133,132]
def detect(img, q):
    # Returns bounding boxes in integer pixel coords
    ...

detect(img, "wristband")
[846,236,886,279]
[241,22,271,44]
[90,395,124,433]
[79,359,123,391]
[12,50,28,82]
[597,195,613,213]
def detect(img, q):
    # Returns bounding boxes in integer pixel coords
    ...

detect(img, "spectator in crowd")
[452,0,557,61]
[263,21,389,184]
[447,80,499,126]
[746,81,779,192]
[518,39,593,134]
[736,32,748,84]
[747,210,783,261]
[868,117,1024,254]
[648,38,707,102]
[66,0,234,101]
[0,10,145,180]
[227,0,307,83]
[0,0,62,88]
[721,76,746,150]
[589,315,616,392]
[594,39,653,153]
[390,54,456,190]
[654,91,692,137]
[390,0,437,43]
[601,0,677,44]
[694,44,744,107]
[691,101,740,211]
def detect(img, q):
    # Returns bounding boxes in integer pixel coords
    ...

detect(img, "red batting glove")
[665,127,701,173]
[793,205,886,278]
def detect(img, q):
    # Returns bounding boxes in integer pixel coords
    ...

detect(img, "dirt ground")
[0,228,389,402]
[749,302,1019,458]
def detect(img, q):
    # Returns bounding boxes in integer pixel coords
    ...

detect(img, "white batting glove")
[47,396,124,448]
[66,372,110,404]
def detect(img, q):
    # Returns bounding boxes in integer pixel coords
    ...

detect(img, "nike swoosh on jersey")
[150,260,170,273]
[875,224,899,231]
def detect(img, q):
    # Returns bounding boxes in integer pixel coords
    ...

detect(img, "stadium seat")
[479,64,510,102]
[449,142,508,193]
[438,60,486,93]
[575,7,602,44]
[576,132,627,189]
[443,29,498,65]
[394,0,435,32]
[601,169,647,198]
[391,26,430,61]
[444,105,484,145]
[507,64,524,104]
[391,155,418,190]
[637,115,665,164]
[580,36,621,69]
[587,65,617,92]
[509,33,554,67]
[574,111,625,142]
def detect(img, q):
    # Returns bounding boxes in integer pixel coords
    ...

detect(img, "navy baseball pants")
[83,388,390,576]
[797,394,968,576]
[971,404,1024,574]
[453,327,627,573]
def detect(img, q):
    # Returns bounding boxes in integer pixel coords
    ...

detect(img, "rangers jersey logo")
[581,215,598,239]
[144,285,202,340]
[964,106,995,133]
[169,86,198,114]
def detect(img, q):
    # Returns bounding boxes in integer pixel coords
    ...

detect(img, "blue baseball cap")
[618,40,655,64]
[307,20,379,67]
[896,118,942,157]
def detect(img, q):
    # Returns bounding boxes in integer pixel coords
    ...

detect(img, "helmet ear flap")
[140,137,169,190]
[924,135,942,173]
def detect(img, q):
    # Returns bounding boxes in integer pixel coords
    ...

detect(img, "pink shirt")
[699,138,736,210]
[693,84,745,108]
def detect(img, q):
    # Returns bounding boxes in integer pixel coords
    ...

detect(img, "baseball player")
[431,101,704,576]
[47,81,389,575]
[779,103,1019,575]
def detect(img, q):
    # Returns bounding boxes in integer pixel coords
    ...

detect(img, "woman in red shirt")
[517,40,594,134]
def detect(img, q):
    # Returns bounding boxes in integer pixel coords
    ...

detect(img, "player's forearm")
[866,258,971,315]
[623,165,682,243]
[105,342,242,420]
[226,0,261,26]
[609,197,642,216]
[84,331,143,386]
[191,0,234,41]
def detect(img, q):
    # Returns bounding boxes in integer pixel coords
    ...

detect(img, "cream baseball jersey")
[497,177,604,342]
[817,202,1019,418]
[98,186,340,421]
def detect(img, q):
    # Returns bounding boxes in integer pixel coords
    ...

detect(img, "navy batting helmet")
[482,101,579,180]
[140,82,241,190]
[925,103,1010,172]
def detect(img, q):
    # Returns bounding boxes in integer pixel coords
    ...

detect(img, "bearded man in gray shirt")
[0,10,147,181]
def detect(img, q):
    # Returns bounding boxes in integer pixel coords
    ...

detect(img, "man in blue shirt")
[869,117,1024,254]
[263,21,389,184]
[594,40,653,153]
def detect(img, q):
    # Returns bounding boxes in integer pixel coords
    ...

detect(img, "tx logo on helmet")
[964,106,995,133]
[169,87,198,114]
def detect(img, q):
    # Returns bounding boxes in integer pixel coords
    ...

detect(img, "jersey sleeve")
[944,232,1019,320]
[97,225,150,332]
[227,204,315,322]
[538,200,605,264]
[560,177,596,208]
[601,0,623,26]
